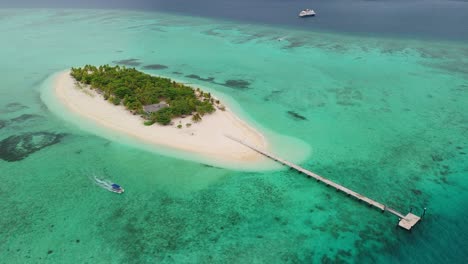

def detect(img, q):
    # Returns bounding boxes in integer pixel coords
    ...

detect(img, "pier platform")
[399,213,421,230]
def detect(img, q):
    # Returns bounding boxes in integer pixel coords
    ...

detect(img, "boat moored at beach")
[299,9,316,17]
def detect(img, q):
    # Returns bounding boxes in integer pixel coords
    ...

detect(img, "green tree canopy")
[70,65,216,125]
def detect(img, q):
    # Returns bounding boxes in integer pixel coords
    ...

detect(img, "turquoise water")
[1,9,467,263]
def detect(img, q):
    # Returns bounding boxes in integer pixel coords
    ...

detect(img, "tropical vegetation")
[70,65,216,125]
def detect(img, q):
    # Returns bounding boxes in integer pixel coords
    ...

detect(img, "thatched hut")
[143,102,169,113]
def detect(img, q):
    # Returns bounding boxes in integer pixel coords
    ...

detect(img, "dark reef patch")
[202,163,222,169]
[315,205,325,211]
[202,29,221,36]
[222,79,250,89]
[283,39,306,50]
[0,132,65,162]
[142,64,168,70]
[172,71,182,75]
[439,165,450,176]
[112,58,141,67]
[424,61,468,76]
[431,154,444,162]
[3,102,28,113]
[287,111,307,121]
[263,90,282,101]
[329,87,363,106]
[150,27,167,33]
[10,114,42,123]
[183,74,251,90]
[185,74,215,82]
[0,120,5,129]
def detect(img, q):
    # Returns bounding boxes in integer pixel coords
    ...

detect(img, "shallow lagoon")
[1,9,467,263]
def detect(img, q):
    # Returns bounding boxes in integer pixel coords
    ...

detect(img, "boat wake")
[91,175,124,194]
[277,36,287,41]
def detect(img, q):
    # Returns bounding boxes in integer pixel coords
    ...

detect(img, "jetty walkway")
[226,135,422,231]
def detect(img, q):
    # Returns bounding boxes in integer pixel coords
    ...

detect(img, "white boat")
[299,9,316,17]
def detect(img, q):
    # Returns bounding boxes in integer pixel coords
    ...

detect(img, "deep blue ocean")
[4,0,468,42]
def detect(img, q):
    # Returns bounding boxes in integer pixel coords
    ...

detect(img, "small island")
[49,67,281,169]
[70,65,224,126]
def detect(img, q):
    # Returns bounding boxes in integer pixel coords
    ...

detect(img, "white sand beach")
[53,71,273,167]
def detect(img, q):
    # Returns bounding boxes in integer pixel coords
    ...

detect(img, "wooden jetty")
[226,135,421,231]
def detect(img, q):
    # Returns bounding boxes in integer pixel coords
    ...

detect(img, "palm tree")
[192,113,202,122]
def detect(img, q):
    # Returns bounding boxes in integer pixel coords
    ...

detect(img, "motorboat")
[110,183,124,194]
[93,176,125,194]
[299,9,316,17]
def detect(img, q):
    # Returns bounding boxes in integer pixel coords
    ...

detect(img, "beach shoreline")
[52,70,278,169]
